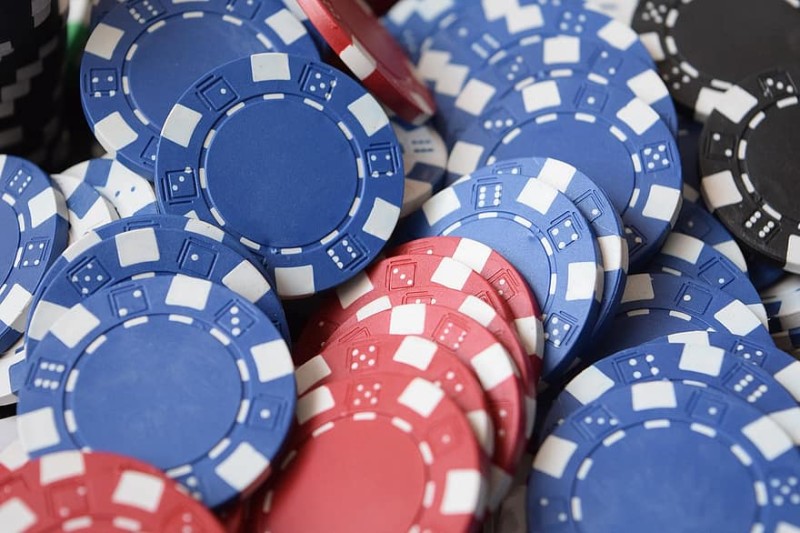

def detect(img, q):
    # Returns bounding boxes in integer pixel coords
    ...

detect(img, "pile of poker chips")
[0,0,799,531]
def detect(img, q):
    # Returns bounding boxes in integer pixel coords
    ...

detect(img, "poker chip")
[0,155,69,353]
[296,333,496,455]
[390,117,447,217]
[418,2,655,101]
[296,252,518,360]
[16,275,296,508]
[597,273,773,359]
[0,340,25,407]
[49,172,118,243]
[700,66,800,274]
[448,75,682,270]
[648,232,768,327]
[665,330,800,404]
[80,0,319,178]
[674,199,748,273]
[0,450,225,531]
[322,303,527,508]
[544,339,800,445]
[632,0,800,120]
[402,160,603,381]
[469,157,628,340]
[383,0,456,61]
[253,373,488,532]
[388,236,545,360]
[22,214,288,364]
[61,157,158,217]
[529,380,800,532]
[298,0,435,123]
[155,53,405,298]
[429,32,676,144]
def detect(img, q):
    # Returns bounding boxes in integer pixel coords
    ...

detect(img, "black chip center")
[745,102,800,221]
[671,0,800,84]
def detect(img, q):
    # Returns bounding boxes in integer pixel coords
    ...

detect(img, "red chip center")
[268,417,426,530]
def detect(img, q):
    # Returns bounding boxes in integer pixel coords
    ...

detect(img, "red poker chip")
[253,373,488,532]
[297,0,435,123]
[390,237,545,385]
[0,450,224,532]
[296,333,496,456]
[294,276,537,436]
[321,303,527,509]
[295,253,515,358]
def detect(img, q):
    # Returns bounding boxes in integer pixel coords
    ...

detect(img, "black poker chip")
[700,65,800,274]
[632,0,800,120]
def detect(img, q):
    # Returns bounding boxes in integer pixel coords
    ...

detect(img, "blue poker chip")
[417,2,655,95]
[16,274,296,508]
[50,173,119,244]
[383,0,458,61]
[0,155,69,353]
[432,33,677,145]
[596,272,773,359]
[390,117,447,217]
[447,76,683,270]
[529,380,800,532]
[665,330,800,404]
[80,0,319,179]
[675,200,748,273]
[677,114,703,203]
[647,232,767,327]
[468,157,627,340]
[61,158,158,218]
[155,53,405,298]
[544,339,800,445]
[22,214,289,362]
[401,159,603,381]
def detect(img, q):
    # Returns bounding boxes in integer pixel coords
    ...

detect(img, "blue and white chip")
[22,214,289,362]
[61,157,158,218]
[544,339,800,444]
[596,273,773,359]
[0,155,69,353]
[674,200,748,273]
[155,53,405,298]
[429,34,676,145]
[390,117,447,217]
[80,0,319,178]
[447,76,682,269]
[50,173,118,244]
[16,274,296,508]
[401,159,603,381]
[467,157,627,340]
[529,380,800,532]
[648,232,767,327]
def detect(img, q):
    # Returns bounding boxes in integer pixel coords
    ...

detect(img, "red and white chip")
[390,237,545,387]
[296,333,496,455]
[321,303,528,508]
[294,253,523,368]
[253,373,488,532]
[0,450,224,532]
[297,0,435,123]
